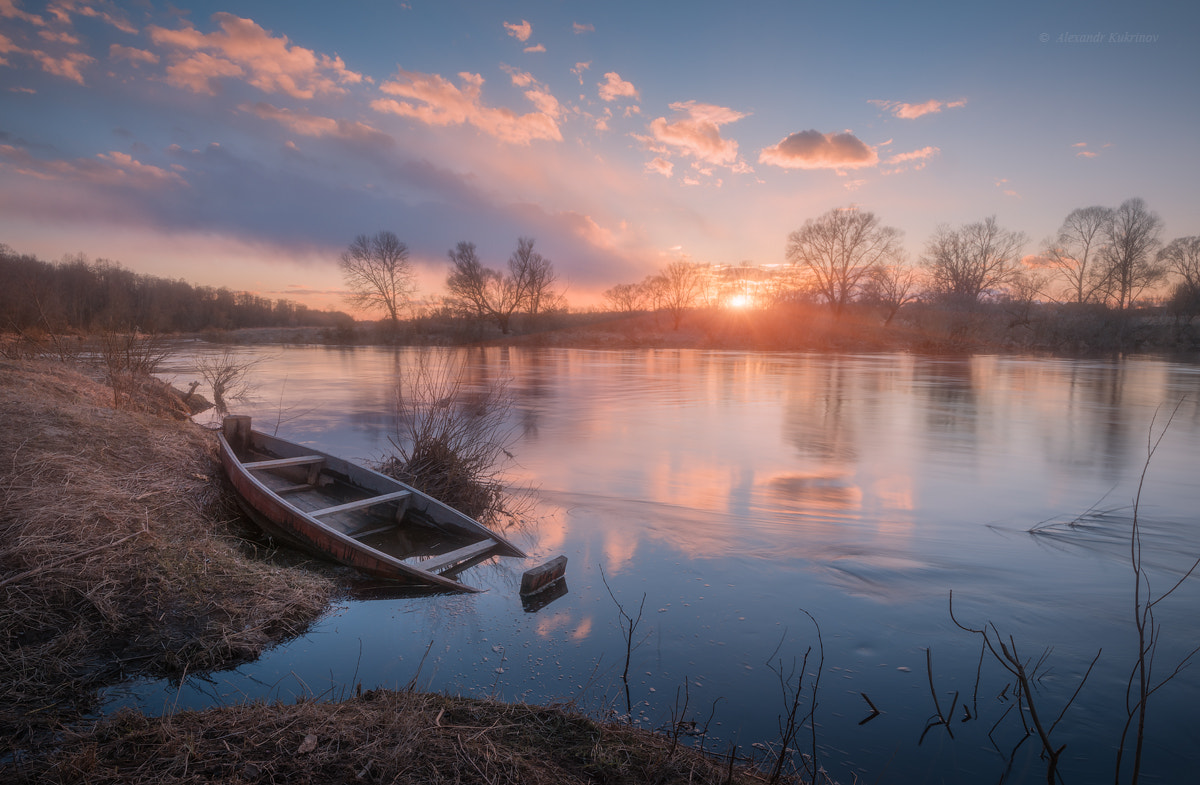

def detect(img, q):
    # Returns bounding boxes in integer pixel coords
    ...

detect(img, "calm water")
[109,346,1200,783]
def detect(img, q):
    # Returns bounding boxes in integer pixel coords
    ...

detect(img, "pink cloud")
[880,145,940,174]
[40,0,136,34]
[868,98,967,119]
[574,22,594,34]
[148,13,363,99]
[110,44,158,66]
[598,71,638,102]
[243,102,393,146]
[645,157,673,177]
[39,30,80,45]
[648,101,746,166]
[0,0,45,26]
[758,130,877,170]
[502,65,562,118]
[504,20,532,42]
[33,49,94,84]
[0,28,93,84]
[0,144,186,188]
[571,61,590,85]
[372,69,562,145]
[1077,150,1098,158]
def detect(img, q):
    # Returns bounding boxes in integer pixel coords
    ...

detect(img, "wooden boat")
[218,416,525,592]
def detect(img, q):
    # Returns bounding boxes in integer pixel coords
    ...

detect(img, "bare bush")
[380,351,526,524]
[95,329,172,409]
[196,348,261,416]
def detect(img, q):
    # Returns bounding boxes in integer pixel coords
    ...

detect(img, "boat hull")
[217,416,524,592]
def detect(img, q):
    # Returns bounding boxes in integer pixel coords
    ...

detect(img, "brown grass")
[0,358,334,744]
[27,689,773,785]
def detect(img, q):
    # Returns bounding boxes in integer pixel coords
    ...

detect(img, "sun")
[727,293,753,309]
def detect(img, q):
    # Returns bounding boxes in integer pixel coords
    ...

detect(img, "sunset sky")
[2,0,1197,312]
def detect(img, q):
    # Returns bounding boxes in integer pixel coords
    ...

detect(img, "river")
[106,345,1200,784]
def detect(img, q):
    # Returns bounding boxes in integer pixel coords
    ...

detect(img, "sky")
[1,0,1198,313]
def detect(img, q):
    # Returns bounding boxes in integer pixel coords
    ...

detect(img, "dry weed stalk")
[949,592,1100,785]
[1115,399,1200,785]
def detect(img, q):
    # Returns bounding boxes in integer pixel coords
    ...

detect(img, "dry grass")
[27,689,773,785]
[0,358,334,745]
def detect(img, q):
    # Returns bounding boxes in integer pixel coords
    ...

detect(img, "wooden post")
[223,415,252,452]
[520,555,568,597]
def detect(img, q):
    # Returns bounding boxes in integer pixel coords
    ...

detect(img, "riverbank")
[0,359,777,784]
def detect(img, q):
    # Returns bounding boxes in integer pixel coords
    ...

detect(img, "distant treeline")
[0,245,351,335]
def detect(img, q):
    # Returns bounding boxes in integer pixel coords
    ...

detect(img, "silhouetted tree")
[862,262,922,325]
[445,237,556,334]
[1043,206,1112,303]
[654,261,706,329]
[602,282,648,313]
[510,237,560,317]
[338,231,417,328]
[922,216,1026,305]
[1158,236,1200,293]
[1095,198,1164,310]
[1160,236,1200,329]
[785,207,903,316]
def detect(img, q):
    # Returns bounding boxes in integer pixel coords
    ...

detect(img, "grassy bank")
[0,360,335,750]
[1,359,781,784]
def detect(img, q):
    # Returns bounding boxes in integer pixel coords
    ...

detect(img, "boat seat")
[415,540,496,574]
[309,490,412,519]
[347,523,398,540]
[244,455,326,469]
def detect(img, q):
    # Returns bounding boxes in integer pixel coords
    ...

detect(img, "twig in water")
[599,564,647,716]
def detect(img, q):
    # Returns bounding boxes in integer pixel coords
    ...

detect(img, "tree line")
[599,198,1200,327]
[0,244,351,336]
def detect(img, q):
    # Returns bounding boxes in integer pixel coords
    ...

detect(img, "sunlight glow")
[727,293,753,309]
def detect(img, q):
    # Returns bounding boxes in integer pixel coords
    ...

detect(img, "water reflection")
[139,345,1200,784]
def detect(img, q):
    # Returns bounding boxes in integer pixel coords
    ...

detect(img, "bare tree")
[445,241,495,323]
[785,207,903,316]
[1096,198,1165,310]
[862,261,922,325]
[509,237,559,317]
[445,237,556,334]
[602,282,648,313]
[655,261,706,329]
[1042,206,1112,304]
[338,231,417,328]
[1158,236,1200,293]
[1160,236,1200,326]
[921,216,1027,305]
